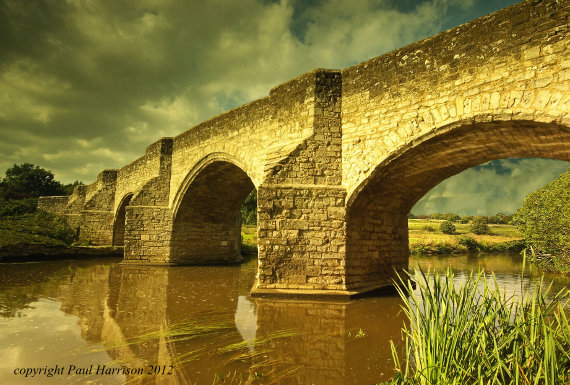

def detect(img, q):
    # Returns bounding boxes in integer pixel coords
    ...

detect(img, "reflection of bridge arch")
[171,153,255,264]
[345,119,570,289]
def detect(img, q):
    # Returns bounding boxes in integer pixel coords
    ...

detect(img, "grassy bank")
[409,219,525,255]
[240,225,257,258]
[0,211,75,248]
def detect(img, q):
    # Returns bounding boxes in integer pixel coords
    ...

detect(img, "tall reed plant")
[383,268,570,385]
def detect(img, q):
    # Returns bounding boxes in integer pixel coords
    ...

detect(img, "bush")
[514,169,569,265]
[470,217,489,234]
[439,221,456,234]
[422,225,436,232]
[240,189,257,225]
[0,198,37,217]
[458,236,479,252]
[460,215,473,224]
[0,211,76,247]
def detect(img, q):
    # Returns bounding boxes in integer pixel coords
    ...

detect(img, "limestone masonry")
[39,0,570,298]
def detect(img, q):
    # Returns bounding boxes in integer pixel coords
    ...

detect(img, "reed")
[383,268,570,385]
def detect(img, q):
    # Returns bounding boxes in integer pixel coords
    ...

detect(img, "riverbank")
[409,219,525,255]
[0,212,121,262]
[0,244,123,262]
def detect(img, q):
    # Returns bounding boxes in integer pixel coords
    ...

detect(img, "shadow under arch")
[345,119,570,289]
[112,193,134,247]
[170,153,255,264]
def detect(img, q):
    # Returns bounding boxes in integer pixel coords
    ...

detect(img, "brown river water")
[0,254,568,385]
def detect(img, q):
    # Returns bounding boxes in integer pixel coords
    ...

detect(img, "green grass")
[240,225,257,258]
[409,219,524,255]
[382,268,570,385]
[0,211,76,248]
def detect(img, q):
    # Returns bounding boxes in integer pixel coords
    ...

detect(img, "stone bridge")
[39,0,570,298]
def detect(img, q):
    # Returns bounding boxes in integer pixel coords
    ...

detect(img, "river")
[0,254,568,385]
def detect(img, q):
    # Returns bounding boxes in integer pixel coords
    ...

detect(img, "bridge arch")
[345,117,570,289]
[170,153,255,264]
[112,193,134,247]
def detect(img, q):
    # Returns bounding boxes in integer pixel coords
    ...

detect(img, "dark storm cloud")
[0,0,556,189]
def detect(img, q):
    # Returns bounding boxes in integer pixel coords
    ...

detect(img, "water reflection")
[0,254,568,384]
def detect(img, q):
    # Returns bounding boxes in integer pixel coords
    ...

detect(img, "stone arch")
[112,193,134,247]
[170,153,255,264]
[345,118,570,289]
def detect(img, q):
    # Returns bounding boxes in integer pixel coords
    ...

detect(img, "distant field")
[242,219,525,255]
[409,219,523,254]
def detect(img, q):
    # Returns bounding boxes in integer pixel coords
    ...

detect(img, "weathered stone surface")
[40,0,570,297]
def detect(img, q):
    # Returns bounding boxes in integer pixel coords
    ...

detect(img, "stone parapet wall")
[115,138,173,213]
[37,196,69,214]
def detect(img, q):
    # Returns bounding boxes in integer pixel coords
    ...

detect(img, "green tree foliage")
[240,189,257,225]
[439,221,456,234]
[428,213,461,222]
[514,169,569,261]
[0,163,65,200]
[489,212,512,224]
[62,180,83,195]
[0,198,38,217]
[0,211,76,247]
[470,217,489,234]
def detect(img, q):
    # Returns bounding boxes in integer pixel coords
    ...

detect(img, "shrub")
[0,198,37,217]
[458,236,479,252]
[470,217,489,234]
[422,225,435,232]
[439,221,456,234]
[240,189,257,225]
[514,169,569,265]
[460,215,473,224]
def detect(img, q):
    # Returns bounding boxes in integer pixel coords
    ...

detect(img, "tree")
[0,163,65,200]
[440,221,456,234]
[62,180,83,195]
[514,169,569,261]
[489,212,511,224]
[240,189,257,225]
[470,217,489,235]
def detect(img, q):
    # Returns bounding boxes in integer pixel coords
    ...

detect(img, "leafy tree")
[489,212,512,224]
[440,221,456,234]
[0,198,38,217]
[62,180,83,195]
[0,163,65,200]
[470,217,489,235]
[240,189,257,225]
[514,169,569,261]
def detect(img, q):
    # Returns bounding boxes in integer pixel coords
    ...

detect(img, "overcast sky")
[0,0,567,215]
